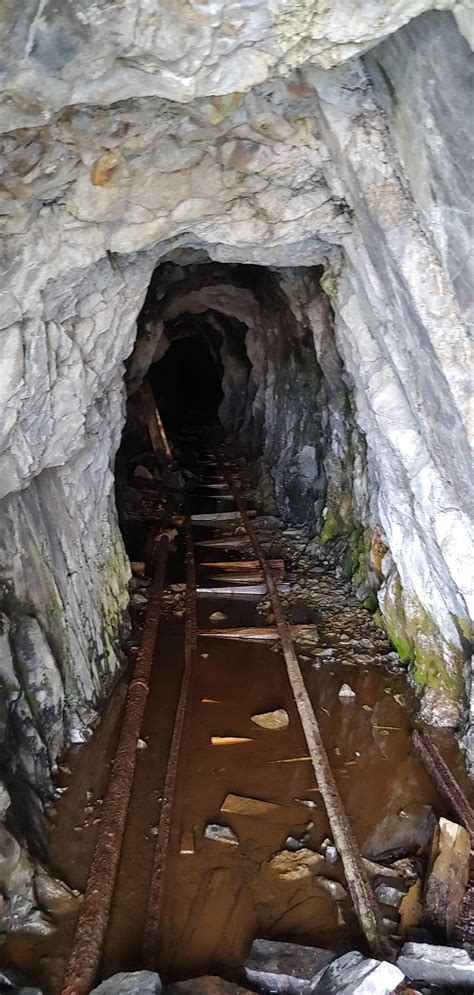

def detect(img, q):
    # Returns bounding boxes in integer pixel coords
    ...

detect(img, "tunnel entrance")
[149,330,224,433]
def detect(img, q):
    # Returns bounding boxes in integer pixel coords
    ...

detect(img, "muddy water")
[3,513,472,992]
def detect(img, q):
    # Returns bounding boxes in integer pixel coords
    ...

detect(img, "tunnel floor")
[2,434,472,993]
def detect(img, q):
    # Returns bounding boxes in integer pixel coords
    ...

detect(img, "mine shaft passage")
[149,333,224,433]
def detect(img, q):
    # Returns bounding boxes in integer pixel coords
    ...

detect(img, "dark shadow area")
[149,334,224,433]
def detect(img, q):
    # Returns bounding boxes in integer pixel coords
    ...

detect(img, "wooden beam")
[140,379,172,461]
[198,625,318,643]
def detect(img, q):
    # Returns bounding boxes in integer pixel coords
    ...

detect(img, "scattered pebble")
[338,683,356,699]
[209,611,227,622]
[251,708,289,730]
[204,823,239,846]
[137,738,148,750]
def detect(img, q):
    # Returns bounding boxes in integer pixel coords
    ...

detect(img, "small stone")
[137,738,148,750]
[316,878,347,901]
[209,611,227,622]
[338,683,356,699]
[134,465,154,479]
[132,593,148,606]
[397,942,474,988]
[203,823,239,846]
[251,708,289,730]
[269,848,326,881]
[374,878,407,908]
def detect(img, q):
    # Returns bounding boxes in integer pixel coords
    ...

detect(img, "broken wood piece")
[269,756,311,764]
[180,830,195,855]
[197,624,318,643]
[210,736,252,745]
[200,559,285,572]
[221,793,288,818]
[201,698,220,704]
[423,817,470,939]
[188,493,236,501]
[197,583,289,597]
[194,537,252,549]
[251,708,289,730]
[140,380,173,461]
[191,510,256,523]
[399,879,423,936]
[412,730,474,842]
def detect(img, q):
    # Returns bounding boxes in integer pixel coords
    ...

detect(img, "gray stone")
[397,942,474,988]
[363,804,436,859]
[91,972,162,995]
[245,938,335,995]
[203,823,239,846]
[309,951,404,994]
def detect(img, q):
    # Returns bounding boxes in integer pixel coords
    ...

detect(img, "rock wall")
[0,0,472,929]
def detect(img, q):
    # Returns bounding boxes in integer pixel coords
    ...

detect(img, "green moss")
[454,614,472,643]
[362,592,378,613]
[386,623,414,663]
[320,268,338,304]
[320,510,340,543]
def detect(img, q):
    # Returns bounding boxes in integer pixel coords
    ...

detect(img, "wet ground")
[2,449,472,993]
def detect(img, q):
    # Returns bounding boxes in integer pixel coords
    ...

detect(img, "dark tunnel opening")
[148,332,224,433]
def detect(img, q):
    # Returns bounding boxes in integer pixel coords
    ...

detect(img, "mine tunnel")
[1,7,473,995]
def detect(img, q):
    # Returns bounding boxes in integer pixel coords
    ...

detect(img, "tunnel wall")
[0,4,472,928]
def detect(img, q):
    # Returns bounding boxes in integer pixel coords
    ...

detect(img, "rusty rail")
[61,532,170,995]
[143,516,197,969]
[413,729,474,843]
[218,456,393,961]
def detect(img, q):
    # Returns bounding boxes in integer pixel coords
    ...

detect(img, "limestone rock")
[251,708,289,730]
[424,818,470,939]
[245,938,335,995]
[269,848,327,881]
[91,973,161,995]
[363,804,436,860]
[397,942,474,988]
[203,823,239,846]
[308,951,404,994]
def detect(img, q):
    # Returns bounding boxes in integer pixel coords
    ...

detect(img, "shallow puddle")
[2,511,472,993]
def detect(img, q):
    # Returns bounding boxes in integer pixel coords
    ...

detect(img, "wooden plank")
[424,817,470,939]
[141,380,173,461]
[195,537,252,549]
[191,510,256,523]
[221,793,293,818]
[200,560,285,571]
[198,625,317,643]
[197,583,289,597]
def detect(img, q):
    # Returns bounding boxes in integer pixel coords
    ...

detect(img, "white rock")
[397,943,474,988]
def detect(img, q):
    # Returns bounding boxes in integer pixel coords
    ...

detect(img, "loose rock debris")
[251,708,289,730]
[203,823,239,846]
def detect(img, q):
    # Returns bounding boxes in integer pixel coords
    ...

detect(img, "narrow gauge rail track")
[62,449,396,994]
